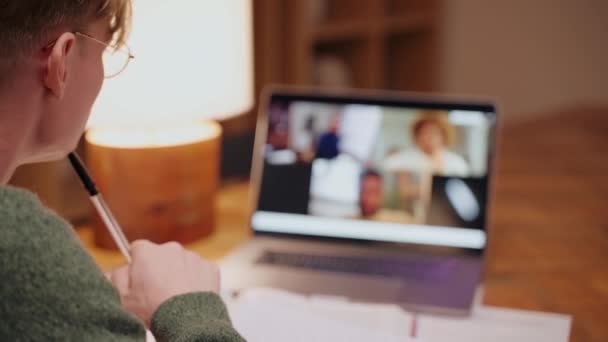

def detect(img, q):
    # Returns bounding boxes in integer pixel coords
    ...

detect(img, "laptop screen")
[252,91,496,250]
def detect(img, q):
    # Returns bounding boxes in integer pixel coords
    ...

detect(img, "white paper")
[418,305,571,342]
[224,288,417,342]
[222,287,571,342]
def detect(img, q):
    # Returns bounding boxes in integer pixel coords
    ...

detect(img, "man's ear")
[44,32,77,99]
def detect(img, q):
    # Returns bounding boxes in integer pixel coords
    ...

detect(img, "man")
[359,170,411,224]
[316,115,340,159]
[0,1,243,340]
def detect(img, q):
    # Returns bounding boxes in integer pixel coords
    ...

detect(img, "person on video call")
[384,111,469,177]
[359,170,411,223]
[293,116,317,162]
[316,115,341,159]
[0,0,243,340]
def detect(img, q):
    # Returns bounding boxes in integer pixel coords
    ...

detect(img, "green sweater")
[0,186,245,342]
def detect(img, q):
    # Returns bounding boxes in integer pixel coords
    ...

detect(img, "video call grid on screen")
[254,93,496,250]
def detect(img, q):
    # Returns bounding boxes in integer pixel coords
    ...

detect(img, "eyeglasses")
[45,32,135,79]
[76,32,135,79]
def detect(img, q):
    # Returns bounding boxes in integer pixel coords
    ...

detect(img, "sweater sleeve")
[151,293,246,342]
[0,186,244,342]
[0,186,146,341]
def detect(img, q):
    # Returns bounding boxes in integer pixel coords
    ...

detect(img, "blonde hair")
[101,0,132,48]
[411,110,456,146]
[0,0,132,87]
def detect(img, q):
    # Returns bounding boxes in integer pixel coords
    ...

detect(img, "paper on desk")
[418,305,571,342]
[223,288,417,342]
[222,288,571,342]
[308,294,412,335]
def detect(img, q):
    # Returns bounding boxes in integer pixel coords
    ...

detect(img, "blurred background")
[9,0,608,223]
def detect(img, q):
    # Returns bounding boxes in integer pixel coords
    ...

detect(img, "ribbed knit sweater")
[0,186,245,341]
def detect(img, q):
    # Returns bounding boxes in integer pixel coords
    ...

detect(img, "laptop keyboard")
[256,251,454,281]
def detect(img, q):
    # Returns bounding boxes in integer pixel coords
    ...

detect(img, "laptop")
[221,87,498,315]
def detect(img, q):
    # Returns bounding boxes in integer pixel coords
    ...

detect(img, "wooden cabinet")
[254,0,441,91]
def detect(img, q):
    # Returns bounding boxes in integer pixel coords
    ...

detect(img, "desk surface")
[79,108,608,342]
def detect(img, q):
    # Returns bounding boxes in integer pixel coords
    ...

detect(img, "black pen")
[68,152,132,262]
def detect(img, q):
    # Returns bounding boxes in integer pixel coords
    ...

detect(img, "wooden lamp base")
[85,121,222,249]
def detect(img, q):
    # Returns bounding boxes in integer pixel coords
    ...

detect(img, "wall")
[440,0,608,121]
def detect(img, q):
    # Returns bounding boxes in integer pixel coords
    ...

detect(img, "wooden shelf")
[311,21,369,43]
[316,0,372,23]
[383,12,436,35]
[386,30,437,91]
[254,0,441,92]
[311,12,435,43]
[385,0,437,16]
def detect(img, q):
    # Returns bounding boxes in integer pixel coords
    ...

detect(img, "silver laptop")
[221,87,497,315]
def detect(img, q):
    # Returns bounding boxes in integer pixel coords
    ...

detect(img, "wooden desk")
[483,108,608,342]
[79,108,608,342]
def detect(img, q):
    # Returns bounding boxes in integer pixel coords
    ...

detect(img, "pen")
[68,152,132,263]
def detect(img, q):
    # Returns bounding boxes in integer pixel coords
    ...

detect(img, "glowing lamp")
[86,0,253,248]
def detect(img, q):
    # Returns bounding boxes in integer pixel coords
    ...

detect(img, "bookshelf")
[281,0,441,91]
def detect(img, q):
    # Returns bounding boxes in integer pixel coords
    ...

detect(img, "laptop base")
[221,236,481,316]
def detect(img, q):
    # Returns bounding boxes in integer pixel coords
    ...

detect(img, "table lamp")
[86,0,253,249]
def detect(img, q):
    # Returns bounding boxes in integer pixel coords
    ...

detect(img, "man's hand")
[107,240,220,326]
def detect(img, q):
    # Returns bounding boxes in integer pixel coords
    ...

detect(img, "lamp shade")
[84,0,252,249]
[89,0,254,129]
